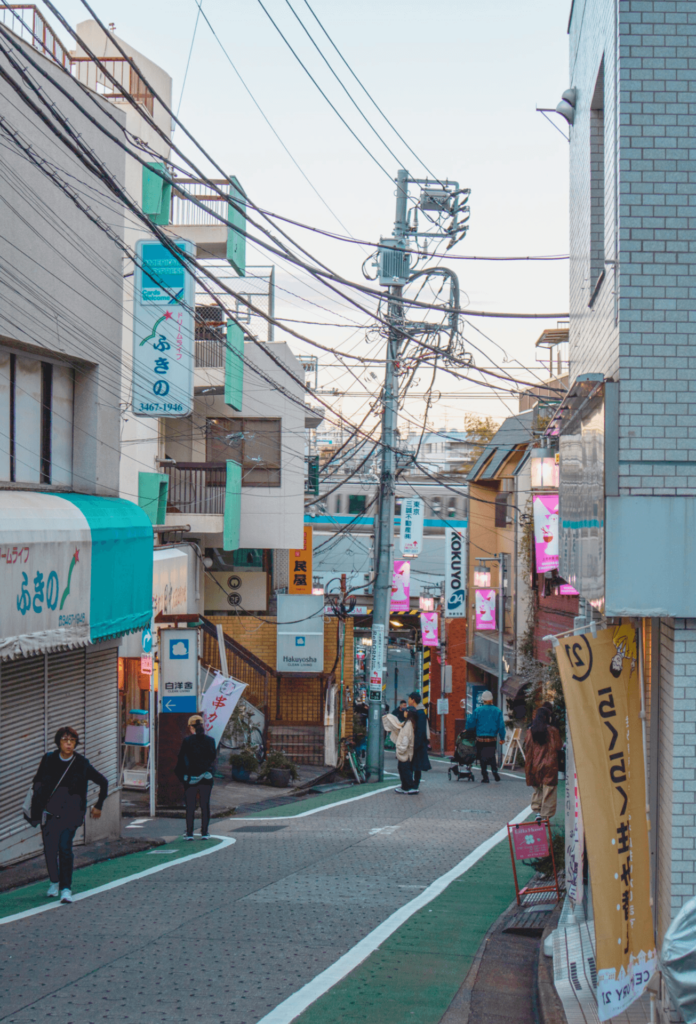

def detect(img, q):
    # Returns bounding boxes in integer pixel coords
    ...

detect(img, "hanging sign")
[201,671,247,746]
[444,527,467,617]
[133,240,195,418]
[557,625,656,1020]
[276,593,324,673]
[532,493,559,573]
[474,589,496,631]
[399,498,424,557]
[140,655,153,675]
[390,560,410,612]
[289,525,313,595]
[369,622,385,686]
[159,628,198,711]
[565,732,584,906]
[420,611,439,646]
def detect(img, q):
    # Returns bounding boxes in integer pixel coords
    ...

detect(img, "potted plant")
[229,748,260,782]
[259,749,299,788]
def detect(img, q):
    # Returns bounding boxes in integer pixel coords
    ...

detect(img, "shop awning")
[0,491,153,660]
[501,674,528,699]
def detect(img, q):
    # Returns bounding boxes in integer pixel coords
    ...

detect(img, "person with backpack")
[524,706,562,821]
[29,726,108,904]
[174,714,217,840]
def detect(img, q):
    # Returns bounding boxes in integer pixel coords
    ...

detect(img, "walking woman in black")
[31,726,108,904]
[175,714,217,840]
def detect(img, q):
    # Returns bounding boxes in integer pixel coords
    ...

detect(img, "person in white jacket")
[394,709,418,793]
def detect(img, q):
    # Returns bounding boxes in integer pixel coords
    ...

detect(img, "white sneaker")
[200,833,211,840]
[393,787,406,794]
[47,882,59,898]
[60,889,73,903]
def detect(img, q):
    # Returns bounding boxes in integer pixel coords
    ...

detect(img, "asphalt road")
[0,757,530,1024]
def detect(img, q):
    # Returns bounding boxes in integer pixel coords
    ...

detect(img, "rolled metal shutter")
[85,646,119,791]
[0,655,45,843]
[47,650,86,743]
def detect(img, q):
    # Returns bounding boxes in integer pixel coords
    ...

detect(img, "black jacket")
[174,733,217,785]
[31,751,108,823]
[412,706,432,772]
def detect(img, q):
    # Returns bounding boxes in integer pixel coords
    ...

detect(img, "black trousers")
[42,819,78,889]
[398,760,415,791]
[476,741,499,779]
[185,782,213,836]
[413,768,422,790]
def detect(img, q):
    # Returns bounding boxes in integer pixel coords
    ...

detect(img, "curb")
[536,903,566,1024]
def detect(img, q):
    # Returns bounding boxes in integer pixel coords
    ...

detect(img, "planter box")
[125,725,149,746]
[269,767,292,788]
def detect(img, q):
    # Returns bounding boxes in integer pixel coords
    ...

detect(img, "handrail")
[200,615,278,679]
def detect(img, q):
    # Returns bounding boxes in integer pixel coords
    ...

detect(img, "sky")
[40,0,570,432]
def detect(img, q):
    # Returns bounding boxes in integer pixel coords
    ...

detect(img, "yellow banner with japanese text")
[288,525,313,595]
[556,625,656,1021]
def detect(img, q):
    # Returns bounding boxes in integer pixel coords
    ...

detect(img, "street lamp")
[530,448,559,489]
[474,563,491,588]
[419,594,435,611]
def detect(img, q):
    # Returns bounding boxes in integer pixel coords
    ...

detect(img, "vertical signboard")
[556,625,655,1020]
[444,527,467,617]
[289,525,313,595]
[159,628,198,712]
[390,560,410,612]
[420,612,439,646]
[276,593,324,673]
[133,239,195,417]
[369,622,385,697]
[474,589,496,630]
[399,498,424,557]
[533,493,559,573]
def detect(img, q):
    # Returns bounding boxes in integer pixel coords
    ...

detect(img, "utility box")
[378,238,410,286]
[442,664,452,693]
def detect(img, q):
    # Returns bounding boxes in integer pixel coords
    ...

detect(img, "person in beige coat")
[394,709,417,793]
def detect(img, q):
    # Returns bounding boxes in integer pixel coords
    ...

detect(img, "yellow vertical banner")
[289,525,313,595]
[556,625,656,1020]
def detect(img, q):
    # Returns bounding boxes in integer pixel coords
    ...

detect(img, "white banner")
[201,672,247,746]
[399,497,424,557]
[445,527,467,617]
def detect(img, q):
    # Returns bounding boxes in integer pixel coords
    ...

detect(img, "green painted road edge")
[0,835,233,925]
[239,780,395,819]
[288,829,536,1024]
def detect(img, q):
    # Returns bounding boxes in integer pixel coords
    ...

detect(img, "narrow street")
[1,759,530,1024]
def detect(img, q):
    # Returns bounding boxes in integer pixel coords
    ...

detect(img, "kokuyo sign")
[445,527,467,617]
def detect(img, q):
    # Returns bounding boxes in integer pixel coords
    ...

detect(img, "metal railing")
[1,7,153,112]
[472,632,516,678]
[1,5,70,68]
[171,178,229,227]
[161,462,226,515]
[195,305,225,367]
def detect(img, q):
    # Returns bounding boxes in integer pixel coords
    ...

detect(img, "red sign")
[140,655,153,675]
[510,823,549,860]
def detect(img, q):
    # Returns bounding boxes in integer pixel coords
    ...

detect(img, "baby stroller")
[448,729,477,782]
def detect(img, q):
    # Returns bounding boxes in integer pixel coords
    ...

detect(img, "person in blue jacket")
[466,691,506,783]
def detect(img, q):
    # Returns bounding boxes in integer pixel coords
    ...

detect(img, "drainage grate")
[232,825,288,833]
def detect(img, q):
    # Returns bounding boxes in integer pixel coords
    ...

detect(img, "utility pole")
[367,169,408,781]
[497,553,507,713]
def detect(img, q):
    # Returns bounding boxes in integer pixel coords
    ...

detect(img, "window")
[348,494,366,514]
[0,351,73,486]
[335,494,342,514]
[446,497,458,518]
[431,496,442,514]
[395,498,402,515]
[206,417,281,487]
[589,60,605,303]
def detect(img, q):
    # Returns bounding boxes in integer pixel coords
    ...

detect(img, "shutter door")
[0,655,45,842]
[47,649,86,743]
[85,646,119,791]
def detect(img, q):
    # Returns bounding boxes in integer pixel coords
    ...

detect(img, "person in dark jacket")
[31,726,108,904]
[395,700,408,723]
[175,714,217,840]
[407,691,431,793]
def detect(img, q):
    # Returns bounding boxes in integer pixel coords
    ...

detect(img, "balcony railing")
[2,7,154,113]
[171,179,229,227]
[162,462,226,516]
[195,305,225,367]
[471,632,516,678]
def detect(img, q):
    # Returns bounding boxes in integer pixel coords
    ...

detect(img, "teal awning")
[60,494,153,642]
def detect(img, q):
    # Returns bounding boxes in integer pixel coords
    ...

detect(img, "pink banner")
[420,611,439,646]
[474,589,496,631]
[532,493,559,573]
[511,823,550,860]
[559,583,579,596]
[390,560,410,612]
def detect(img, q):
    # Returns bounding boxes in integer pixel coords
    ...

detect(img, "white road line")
[0,835,235,927]
[255,805,532,1024]
[232,784,395,821]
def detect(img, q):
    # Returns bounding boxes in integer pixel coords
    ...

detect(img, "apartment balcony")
[159,461,236,540]
[464,631,515,680]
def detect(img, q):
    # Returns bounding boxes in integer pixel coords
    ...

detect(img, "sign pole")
[216,623,229,677]
[149,672,156,818]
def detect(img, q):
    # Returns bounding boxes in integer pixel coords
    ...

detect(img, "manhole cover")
[232,825,288,832]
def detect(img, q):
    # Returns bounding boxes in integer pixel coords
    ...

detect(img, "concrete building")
[0,12,152,863]
[556,4,696,1020]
